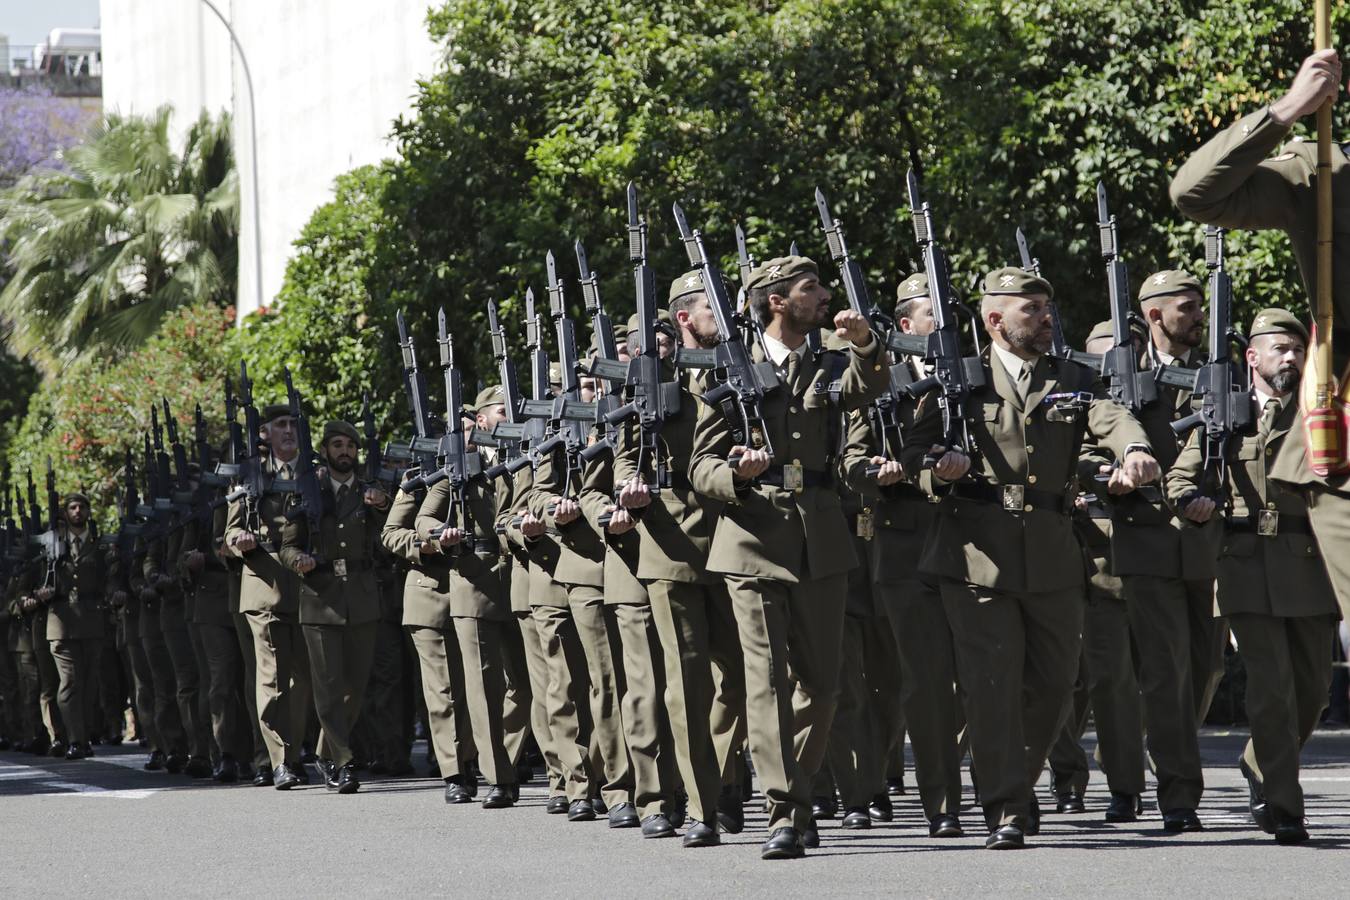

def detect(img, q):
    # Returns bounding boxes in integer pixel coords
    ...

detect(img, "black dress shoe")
[213,756,239,784]
[273,764,302,791]
[716,789,745,834]
[929,814,964,838]
[1239,758,1273,834]
[144,750,166,771]
[1272,810,1309,845]
[165,753,187,774]
[64,741,92,760]
[608,801,640,828]
[887,774,907,796]
[567,799,596,822]
[335,764,360,794]
[1056,792,1085,814]
[811,795,837,820]
[641,813,675,838]
[185,756,212,778]
[295,764,311,786]
[591,796,608,816]
[803,818,820,849]
[252,766,274,787]
[985,825,1025,849]
[482,785,514,809]
[841,807,871,829]
[237,764,255,781]
[1161,808,1203,833]
[1025,798,1041,836]
[682,820,720,848]
[508,783,520,802]
[49,739,67,758]
[546,795,569,815]
[1104,792,1142,823]
[444,778,475,804]
[761,827,805,860]
[669,792,688,829]
[868,793,893,822]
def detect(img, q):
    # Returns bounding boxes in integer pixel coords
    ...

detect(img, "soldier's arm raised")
[378,488,425,563]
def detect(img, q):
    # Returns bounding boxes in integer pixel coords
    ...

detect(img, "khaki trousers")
[825,613,891,810]
[531,602,593,801]
[304,621,378,770]
[1230,612,1336,819]
[161,611,208,760]
[244,609,312,770]
[568,584,635,807]
[516,610,565,795]
[610,601,676,818]
[362,620,411,767]
[234,613,269,770]
[499,615,533,768]
[50,637,100,744]
[452,617,515,786]
[648,579,746,826]
[941,580,1083,831]
[724,573,846,832]
[1123,574,1222,811]
[199,621,247,761]
[32,612,63,743]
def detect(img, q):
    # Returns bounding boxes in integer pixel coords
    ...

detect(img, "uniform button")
[790,406,799,414]
[1266,448,1273,456]
[1026,445,1034,454]
[792,432,802,439]
[1266,501,1276,510]
[1025,416,1033,425]
[337,524,344,530]
[1023,504,1033,512]
[874,364,882,372]
[1028,475,1037,484]
[339,541,347,548]
[883,519,891,526]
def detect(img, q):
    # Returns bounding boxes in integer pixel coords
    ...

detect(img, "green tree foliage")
[5,304,236,530]
[0,107,238,370]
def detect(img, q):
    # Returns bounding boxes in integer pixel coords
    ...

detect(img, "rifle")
[538,250,596,493]
[1015,227,1070,359]
[25,470,40,539]
[1170,227,1252,500]
[485,298,528,475]
[162,399,192,494]
[223,361,272,531]
[1097,182,1165,413]
[903,169,986,465]
[39,457,64,583]
[815,187,907,470]
[415,308,485,536]
[282,368,325,563]
[672,203,780,464]
[361,393,399,492]
[575,239,627,463]
[396,310,444,488]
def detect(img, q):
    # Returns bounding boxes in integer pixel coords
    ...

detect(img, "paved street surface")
[3,728,1346,898]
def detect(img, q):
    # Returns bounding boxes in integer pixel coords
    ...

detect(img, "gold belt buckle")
[856,508,875,541]
[783,460,805,494]
[1256,510,1279,536]
[1002,484,1025,512]
[333,559,348,577]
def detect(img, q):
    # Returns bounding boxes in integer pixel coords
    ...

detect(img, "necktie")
[71,536,81,557]
[337,483,350,504]
[1016,362,1034,402]
[1259,398,1280,437]
[785,351,801,390]
[281,463,293,480]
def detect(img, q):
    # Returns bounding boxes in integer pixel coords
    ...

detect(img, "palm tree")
[0,106,237,371]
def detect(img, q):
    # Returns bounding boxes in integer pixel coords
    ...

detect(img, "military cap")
[1248,307,1309,343]
[260,403,291,423]
[982,266,1054,300]
[1086,318,1147,345]
[895,273,929,303]
[548,361,562,388]
[1137,270,1202,303]
[63,491,90,507]
[474,384,506,411]
[321,420,360,445]
[624,309,675,336]
[744,255,819,293]
[669,269,707,304]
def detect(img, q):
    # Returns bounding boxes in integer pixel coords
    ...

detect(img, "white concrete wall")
[99,0,440,318]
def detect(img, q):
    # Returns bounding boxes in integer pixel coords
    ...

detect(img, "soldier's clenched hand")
[731,446,770,480]
[1121,450,1160,487]
[871,456,906,486]
[931,446,970,481]
[833,309,874,348]
[553,497,580,525]
[520,511,545,539]
[437,526,466,547]
[617,477,651,510]
[605,506,635,535]
[364,487,390,509]
[292,553,317,575]
[231,532,257,553]
[1182,496,1216,524]
[1271,49,1342,125]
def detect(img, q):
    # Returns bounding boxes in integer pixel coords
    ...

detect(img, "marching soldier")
[1167,308,1339,844]
[900,268,1157,849]
[689,255,887,859]
[281,420,391,794]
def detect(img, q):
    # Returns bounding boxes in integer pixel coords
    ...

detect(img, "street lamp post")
[199,0,262,321]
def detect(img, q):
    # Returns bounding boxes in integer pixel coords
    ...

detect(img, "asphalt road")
[3,728,1347,898]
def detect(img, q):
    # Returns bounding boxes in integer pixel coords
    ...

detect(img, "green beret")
[744,255,819,293]
[1248,307,1309,343]
[474,384,506,411]
[624,309,675,336]
[982,266,1054,300]
[895,273,929,304]
[669,269,707,304]
[260,403,291,423]
[63,492,90,507]
[321,420,360,445]
[1137,270,1202,304]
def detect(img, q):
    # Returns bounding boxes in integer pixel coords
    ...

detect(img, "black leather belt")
[952,481,1068,514]
[1227,513,1314,537]
[312,558,375,576]
[758,466,834,489]
[471,538,500,556]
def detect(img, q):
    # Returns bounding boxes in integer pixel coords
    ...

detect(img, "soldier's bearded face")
[1158,292,1205,349]
[998,294,1054,355]
[65,501,88,527]
[778,275,833,333]
[326,435,358,474]
[1249,332,1306,395]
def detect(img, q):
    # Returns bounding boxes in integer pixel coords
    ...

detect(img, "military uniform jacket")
[380,486,444,629]
[840,364,942,586]
[143,526,189,617]
[581,433,647,606]
[689,329,888,582]
[41,528,107,641]
[184,504,233,628]
[529,439,605,588]
[281,475,387,626]
[499,464,567,609]
[488,460,530,615]
[1171,106,1350,494]
[900,351,1151,594]
[224,456,304,616]
[1102,353,1217,580]
[1166,397,1338,618]
[616,366,723,585]
[412,468,509,622]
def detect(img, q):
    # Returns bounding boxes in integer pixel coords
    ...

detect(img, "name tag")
[856,508,875,541]
[1257,510,1279,536]
[333,559,348,577]
[783,461,805,493]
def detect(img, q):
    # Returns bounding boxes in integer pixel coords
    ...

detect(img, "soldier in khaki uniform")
[1167,308,1340,844]
[901,268,1157,849]
[1170,48,1350,626]
[841,274,965,838]
[689,255,887,859]
[1106,272,1222,832]
[281,420,390,794]
[225,404,314,789]
[616,273,746,848]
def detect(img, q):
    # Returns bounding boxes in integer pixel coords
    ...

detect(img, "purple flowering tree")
[0,85,91,187]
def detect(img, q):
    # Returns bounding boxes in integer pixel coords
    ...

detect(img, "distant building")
[99,0,441,320]
[1,27,103,109]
